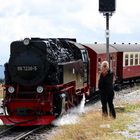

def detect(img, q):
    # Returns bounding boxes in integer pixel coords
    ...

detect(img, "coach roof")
[111,44,140,52]
[83,43,117,54]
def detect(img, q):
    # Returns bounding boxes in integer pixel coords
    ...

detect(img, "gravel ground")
[115,110,140,140]
[114,86,140,140]
[88,85,140,110]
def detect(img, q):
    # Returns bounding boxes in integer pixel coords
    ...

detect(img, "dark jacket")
[98,70,114,95]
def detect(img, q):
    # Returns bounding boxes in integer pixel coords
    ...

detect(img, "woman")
[98,61,116,119]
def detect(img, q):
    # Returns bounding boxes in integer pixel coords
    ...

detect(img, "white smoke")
[52,94,86,126]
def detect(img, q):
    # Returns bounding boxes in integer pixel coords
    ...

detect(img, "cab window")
[81,49,88,83]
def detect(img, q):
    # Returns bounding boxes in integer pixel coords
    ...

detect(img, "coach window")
[125,54,129,66]
[130,54,134,66]
[135,54,138,65]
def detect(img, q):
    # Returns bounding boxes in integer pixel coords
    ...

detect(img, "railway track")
[0,126,45,140]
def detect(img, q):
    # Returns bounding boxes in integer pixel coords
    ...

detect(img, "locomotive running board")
[0,115,55,126]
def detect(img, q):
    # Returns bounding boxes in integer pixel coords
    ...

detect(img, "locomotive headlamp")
[37,86,44,93]
[8,86,15,93]
[23,38,30,45]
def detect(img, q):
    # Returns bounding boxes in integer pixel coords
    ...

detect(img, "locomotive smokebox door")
[9,41,46,86]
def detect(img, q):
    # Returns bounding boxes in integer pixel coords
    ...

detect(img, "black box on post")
[99,0,115,12]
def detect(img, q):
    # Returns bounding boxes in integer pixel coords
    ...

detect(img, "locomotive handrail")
[45,81,76,91]
[60,86,75,93]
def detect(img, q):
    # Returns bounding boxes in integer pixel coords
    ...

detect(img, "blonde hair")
[101,61,109,69]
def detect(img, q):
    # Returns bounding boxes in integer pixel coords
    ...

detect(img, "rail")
[12,126,44,140]
[0,126,44,140]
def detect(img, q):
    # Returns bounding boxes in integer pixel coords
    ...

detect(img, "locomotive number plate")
[17,66,38,71]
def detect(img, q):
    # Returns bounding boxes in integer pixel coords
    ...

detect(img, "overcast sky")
[0,0,140,64]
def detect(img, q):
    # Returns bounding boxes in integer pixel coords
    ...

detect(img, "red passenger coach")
[83,43,117,92]
[112,44,140,83]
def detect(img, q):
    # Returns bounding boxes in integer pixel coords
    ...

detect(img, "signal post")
[99,0,116,66]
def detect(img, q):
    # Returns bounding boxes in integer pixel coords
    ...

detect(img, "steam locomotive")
[1,37,140,126]
[0,38,89,126]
